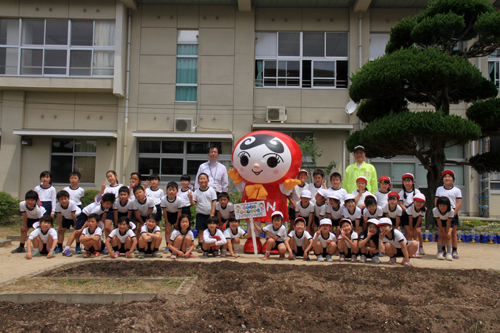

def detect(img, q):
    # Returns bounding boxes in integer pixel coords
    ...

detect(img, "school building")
[0,0,499,217]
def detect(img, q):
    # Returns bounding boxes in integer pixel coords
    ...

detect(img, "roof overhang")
[132,132,233,139]
[13,130,118,138]
[252,123,353,130]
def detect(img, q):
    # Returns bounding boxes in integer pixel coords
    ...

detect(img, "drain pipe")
[358,11,363,131]
[122,8,132,184]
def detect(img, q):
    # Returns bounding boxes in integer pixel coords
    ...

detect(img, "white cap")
[328,191,341,200]
[317,188,329,199]
[319,218,332,226]
[354,145,365,151]
[366,218,379,225]
[301,190,312,198]
[413,193,426,202]
[339,218,352,226]
[377,217,392,227]
[344,194,356,201]
[271,211,283,218]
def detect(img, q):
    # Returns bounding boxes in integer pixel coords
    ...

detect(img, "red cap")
[378,176,391,183]
[442,170,454,177]
[413,193,426,202]
[356,176,367,183]
[401,173,414,180]
[298,169,309,176]
[388,191,400,200]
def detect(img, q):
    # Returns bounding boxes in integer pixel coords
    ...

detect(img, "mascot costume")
[228,131,302,253]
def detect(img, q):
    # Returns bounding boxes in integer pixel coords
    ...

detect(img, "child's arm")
[414,216,423,229]
[26,238,33,259]
[288,195,296,209]
[48,236,58,258]
[71,211,77,225]
[445,218,452,239]
[400,241,410,264]
[395,216,401,229]
[150,231,162,240]
[354,219,361,231]
[167,239,184,255]
[203,231,217,244]
[21,212,28,232]
[217,211,222,224]
[252,222,263,233]
[284,237,293,259]
[105,237,115,258]
[188,191,196,206]
[147,207,153,216]
[455,198,462,215]
[51,191,56,218]
[162,208,167,221]
[210,200,216,217]
[308,212,314,230]
[378,233,386,254]
[176,208,182,226]
[129,237,137,255]
[227,239,237,257]
[57,214,63,228]
[134,211,144,224]
[99,181,106,195]
[266,231,279,241]
[114,211,118,225]
[399,200,407,211]
[358,234,372,249]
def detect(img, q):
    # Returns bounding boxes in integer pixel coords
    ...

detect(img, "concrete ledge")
[0,239,12,247]
[6,235,20,241]
[0,292,158,304]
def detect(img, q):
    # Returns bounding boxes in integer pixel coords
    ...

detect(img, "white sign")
[234,201,266,220]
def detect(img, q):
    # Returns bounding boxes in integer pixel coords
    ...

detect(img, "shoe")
[170,253,177,259]
[436,252,445,260]
[114,251,120,258]
[62,249,72,257]
[212,250,219,257]
[202,251,208,259]
[31,250,41,257]
[91,252,100,258]
[196,244,203,253]
[51,251,56,257]
[446,252,453,261]
[125,251,130,258]
[372,256,381,264]
[137,252,145,259]
[189,253,196,258]
[359,255,366,263]
[102,248,108,254]
[279,253,285,259]
[163,247,169,254]
[335,250,340,256]
[262,252,270,260]
[134,249,139,255]
[412,253,422,258]
[351,255,357,262]
[326,254,333,262]
[11,247,26,254]
[452,251,459,259]
[388,257,397,264]
[292,251,296,259]
[339,254,345,262]
[75,246,82,254]
[54,247,62,254]
[317,254,325,262]
[419,247,425,255]
[152,251,162,258]
[220,249,227,258]
[234,249,239,256]
[83,251,91,258]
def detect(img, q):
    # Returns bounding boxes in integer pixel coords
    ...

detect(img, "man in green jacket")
[344,146,378,194]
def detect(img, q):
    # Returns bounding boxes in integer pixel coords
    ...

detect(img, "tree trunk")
[425,149,446,229]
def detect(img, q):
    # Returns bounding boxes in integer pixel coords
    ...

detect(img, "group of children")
[14,165,462,265]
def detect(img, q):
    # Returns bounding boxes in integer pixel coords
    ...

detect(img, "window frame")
[50,138,97,185]
[490,136,500,193]
[175,30,199,102]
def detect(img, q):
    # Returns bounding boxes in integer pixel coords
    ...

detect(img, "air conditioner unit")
[266,106,287,123]
[174,118,194,132]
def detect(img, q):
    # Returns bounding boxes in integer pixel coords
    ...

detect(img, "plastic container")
[480,235,488,244]
[461,234,467,243]
[435,233,439,242]
[193,230,198,238]
[428,233,433,242]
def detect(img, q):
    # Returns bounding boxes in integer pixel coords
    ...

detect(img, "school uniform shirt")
[203,229,227,246]
[19,201,46,220]
[287,230,313,247]
[288,183,308,208]
[398,188,421,208]
[432,207,455,222]
[223,227,247,240]
[128,186,135,200]
[104,184,123,201]
[326,187,348,204]
[383,229,406,249]
[55,200,81,220]
[28,227,57,243]
[216,202,235,220]
[82,202,110,217]
[140,224,161,242]
[382,203,403,219]
[363,206,384,220]
[63,186,85,206]
[131,197,157,217]
[405,204,426,219]
[308,183,324,202]
[313,201,327,219]
[262,224,287,242]
[146,188,164,206]
[374,191,389,208]
[113,199,134,215]
[338,231,358,249]
[435,186,462,210]
[295,201,315,218]
[352,190,373,207]
[193,187,217,215]
[34,185,56,213]
[108,228,136,243]
[177,188,192,208]
[170,229,195,242]
[342,206,362,222]
[160,196,184,213]
[82,226,104,242]
[195,161,229,193]
[316,231,337,248]
[325,203,344,221]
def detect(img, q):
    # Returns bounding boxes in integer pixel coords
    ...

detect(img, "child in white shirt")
[222,216,250,258]
[168,214,196,259]
[285,217,314,260]
[202,216,227,258]
[105,216,137,259]
[312,218,337,262]
[26,216,58,259]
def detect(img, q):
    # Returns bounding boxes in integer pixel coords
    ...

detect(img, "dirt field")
[1,261,500,332]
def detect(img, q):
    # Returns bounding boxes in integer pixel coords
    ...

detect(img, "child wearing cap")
[285,217,314,260]
[433,197,454,261]
[375,176,391,208]
[363,195,384,221]
[337,218,359,262]
[382,192,403,229]
[352,176,372,210]
[295,189,315,233]
[327,172,348,204]
[378,217,418,266]
[313,190,328,232]
[309,169,327,200]
[326,192,344,234]
[342,194,362,234]
[358,218,384,263]
[403,193,426,256]
[398,173,421,211]
[313,218,337,262]
[288,169,309,225]
[257,211,288,260]
[222,216,250,258]
[435,170,462,259]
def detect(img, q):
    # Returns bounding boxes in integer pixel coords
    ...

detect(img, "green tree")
[347,0,500,226]
[295,136,336,178]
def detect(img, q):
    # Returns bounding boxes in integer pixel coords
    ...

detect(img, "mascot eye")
[240,155,249,167]
[264,153,283,168]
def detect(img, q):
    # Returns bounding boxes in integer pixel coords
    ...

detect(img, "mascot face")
[232,131,302,185]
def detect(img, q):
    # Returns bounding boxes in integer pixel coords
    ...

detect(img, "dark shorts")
[288,207,295,222]
[139,243,156,254]
[86,244,102,253]
[196,213,210,231]
[314,216,320,227]
[41,202,52,216]
[392,248,405,258]
[181,207,191,219]
[269,240,284,251]
[331,219,341,227]
[116,211,129,224]
[27,218,38,229]
[155,204,162,221]
[75,213,88,230]
[113,243,127,253]
[341,247,358,257]
[61,217,74,229]
[298,215,309,226]
[296,247,305,257]
[39,244,49,255]
[435,216,459,228]
[105,210,114,221]
[390,217,398,227]
[166,211,178,225]
[400,211,409,227]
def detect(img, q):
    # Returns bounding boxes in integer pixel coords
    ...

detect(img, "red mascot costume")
[228,131,302,253]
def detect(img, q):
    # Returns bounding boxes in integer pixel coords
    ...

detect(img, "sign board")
[234,201,266,220]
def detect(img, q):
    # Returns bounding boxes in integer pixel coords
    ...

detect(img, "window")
[255,32,348,89]
[490,136,500,191]
[176,31,198,102]
[0,18,114,77]
[369,33,390,61]
[489,51,500,88]
[137,140,232,182]
[51,138,96,184]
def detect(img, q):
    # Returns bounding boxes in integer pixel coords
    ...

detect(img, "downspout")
[358,11,363,131]
[122,8,132,184]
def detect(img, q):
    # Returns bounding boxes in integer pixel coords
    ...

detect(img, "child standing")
[313,218,337,262]
[131,185,157,235]
[378,217,418,266]
[189,173,217,251]
[398,173,421,211]
[113,186,133,224]
[352,176,372,209]
[358,218,384,263]
[337,218,359,262]
[313,190,328,230]
[63,171,85,209]
[202,216,227,258]
[342,194,362,234]
[105,216,137,259]
[161,181,184,252]
[325,192,344,234]
[146,174,164,223]
[177,174,193,220]
[222,216,249,258]
[285,217,313,260]
[137,214,162,258]
[99,170,123,232]
[404,193,426,256]
[168,214,196,259]
[382,192,403,229]
[327,172,348,204]
[55,190,81,253]
[374,176,391,208]
[34,171,56,218]
[80,213,104,258]
[288,169,309,225]
[128,172,145,200]
[216,192,235,229]
[11,190,46,254]
[309,169,327,200]
[435,170,462,259]
[433,197,455,261]
[260,211,287,260]
[26,216,58,259]
[295,190,315,233]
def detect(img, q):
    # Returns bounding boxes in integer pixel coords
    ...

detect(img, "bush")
[0,191,20,224]
[80,190,100,208]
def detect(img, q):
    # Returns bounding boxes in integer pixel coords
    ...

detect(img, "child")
[161,181,184,252]
[313,190,328,231]
[378,217,418,266]
[382,191,403,229]
[309,169,327,200]
[146,174,164,222]
[34,171,56,217]
[62,193,115,256]
[128,172,145,200]
[189,173,217,251]
[63,171,85,209]
[285,217,313,260]
[358,218,384,263]
[337,218,359,262]
[99,170,123,233]
[55,190,81,253]
[398,173,421,211]
[201,216,227,258]
[342,194,362,234]
[222,215,249,258]
[404,193,426,256]
[113,186,133,225]
[216,192,235,229]
[80,213,104,258]
[374,176,391,208]
[352,176,372,209]
[131,185,157,234]
[325,192,344,234]
[313,218,337,262]
[362,195,383,221]
[105,216,137,259]
[26,216,58,259]
[435,170,462,259]
[295,190,315,233]
[327,172,348,204]
[260,211,287,260]
[433,197,455,261]
[11,190,46,254]
[177,174,193,220]
[168,214,196,259]
[288,169,309,224]
[137,213,162,258]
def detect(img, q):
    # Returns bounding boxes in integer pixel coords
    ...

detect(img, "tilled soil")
[1,261,500,332]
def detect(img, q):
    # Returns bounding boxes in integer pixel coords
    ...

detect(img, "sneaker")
[335,250,340,256]
[339,254,345,262]
[196,244,203,253]
[326,254,333,262]
[220,249,227,258]
[351,255,357,262]
[11,247,26,254]
[202,251,209,259]
[446,252,453,261]
[279,253,285,259]
[54,247,62,254]
[419,247,425,255]
[436,252,445,260]
[317,254,325,262]
[372,256,381,264]
[83,251,91,258]
[412,252,422,258]
[31,250,41,257]
[452,251,459,259]
[212,250,219,257]
[62,249,72,257]
[133,249,139,255]
[170,253,177,259]
[152,251,162,258]
[51,251,56,257]
[189,253,196,258]
[102,248,108,254]
[137,252,145,259]
[114,251,120,258]
[359,255,366,263]
[163,247,169,254]
[75,246,82,254]
[91,252,100,258]
[292,251,296,259]
[388,257,397,264]
[262,252,270,260]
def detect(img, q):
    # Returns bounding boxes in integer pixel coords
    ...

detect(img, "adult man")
[344,145,378,194]
[195,146,228,194]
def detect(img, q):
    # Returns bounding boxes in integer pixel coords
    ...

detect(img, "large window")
[489,51,500,88]
[51,138,96,184]
[0,18,114,77]
[138,140,232,182]
[176,31,198,102]
[255,32,348,89]
[369,33,390,61]
[490,136,500,192]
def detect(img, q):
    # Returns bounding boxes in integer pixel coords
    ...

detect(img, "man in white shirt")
[195,146,228,195]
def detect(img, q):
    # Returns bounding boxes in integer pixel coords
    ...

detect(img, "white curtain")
[94,21,115,46]
[93,51,114,75]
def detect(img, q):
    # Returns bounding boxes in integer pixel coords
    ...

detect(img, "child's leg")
[172,235,184,253]
[289,238,298,254]
[46,237,55,258]
[415,227,423,249]
[124,237,133,251]
[181,236,193,253]
[404,226,413,241]
[313,240,323,255]
[110,236,120,251]
[337,239,346,254]
[164,221,172,247]
[32,236,41,251]
[57,227,67,249]
[277,243,286,254]
[153,235,162,252]
[327,242,337,255]
[265,238,276,252]
[384,243,397,258]
[451,225,458,256]
[138,235,148,251]
[104,220,113,238]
